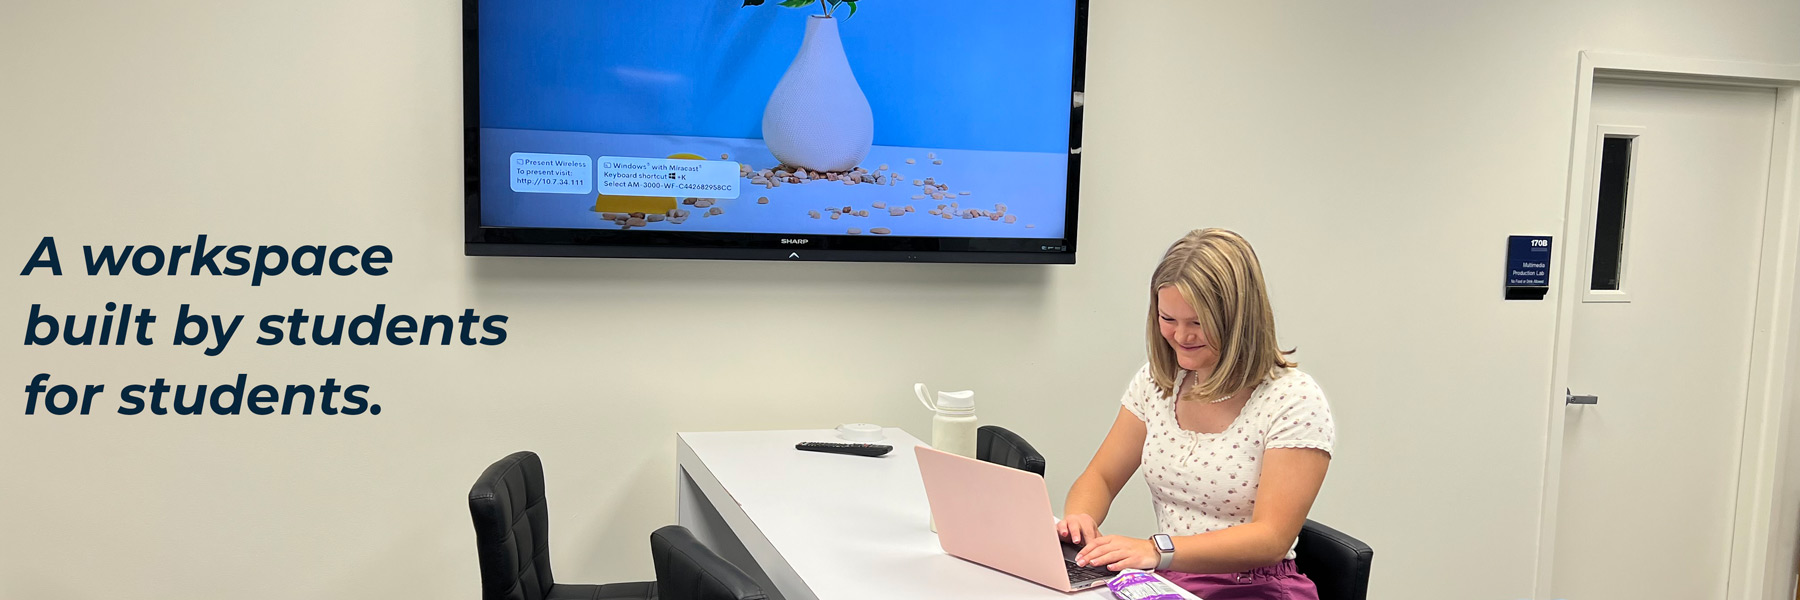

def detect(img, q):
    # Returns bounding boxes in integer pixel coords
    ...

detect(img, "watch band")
[1152,534,1175,570]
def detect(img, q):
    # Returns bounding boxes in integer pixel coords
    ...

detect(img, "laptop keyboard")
[1065,560,1115,584]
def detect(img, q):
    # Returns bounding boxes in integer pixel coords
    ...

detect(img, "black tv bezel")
[462,0,1087,264]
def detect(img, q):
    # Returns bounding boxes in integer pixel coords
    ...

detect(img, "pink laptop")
[915,446,1115,592]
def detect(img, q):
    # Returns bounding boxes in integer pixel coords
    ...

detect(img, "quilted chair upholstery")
[976,425,1047,477]
[650,526,767,600]
[469,451,656,600]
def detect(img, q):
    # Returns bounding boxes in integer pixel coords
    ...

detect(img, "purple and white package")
[1105,570,1201,600]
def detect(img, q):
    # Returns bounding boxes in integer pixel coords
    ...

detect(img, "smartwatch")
[1151,534,1175,570]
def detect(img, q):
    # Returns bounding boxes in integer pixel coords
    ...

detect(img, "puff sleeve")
[1263,373,1335,456]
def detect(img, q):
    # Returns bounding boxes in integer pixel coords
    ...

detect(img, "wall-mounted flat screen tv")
[464,0,1086,263]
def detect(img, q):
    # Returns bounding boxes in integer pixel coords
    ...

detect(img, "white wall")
[1778,267,1800,600]
[1,1,1797,599]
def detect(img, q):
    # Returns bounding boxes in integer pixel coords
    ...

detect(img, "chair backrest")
[469,451,557,600]
[975,425,1047,477]
[1293,519,1374,600]
[651,525,768,600]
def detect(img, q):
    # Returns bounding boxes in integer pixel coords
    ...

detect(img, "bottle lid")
[916,383,976,415]
[935,390,975,413]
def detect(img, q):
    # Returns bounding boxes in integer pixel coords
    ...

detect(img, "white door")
[1551,80,1778,600]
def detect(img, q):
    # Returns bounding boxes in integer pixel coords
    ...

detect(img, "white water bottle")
[916,383,977,532]
[915,383,978,457]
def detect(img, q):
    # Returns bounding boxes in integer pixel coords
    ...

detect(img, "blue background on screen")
[478,0,1077,154]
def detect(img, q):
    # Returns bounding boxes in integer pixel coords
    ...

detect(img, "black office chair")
[976,425,1046,477]
[651,526,767,600]
[1293,519,1374,600]
[469,452,767,600]
[469,451,657,600]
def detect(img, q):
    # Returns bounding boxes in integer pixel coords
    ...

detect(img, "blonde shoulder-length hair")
[1146,228,1296,402]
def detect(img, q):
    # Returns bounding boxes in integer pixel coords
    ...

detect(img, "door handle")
[1566,389,1599,405]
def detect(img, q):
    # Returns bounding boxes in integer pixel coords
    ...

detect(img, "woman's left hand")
[1073,535,1160,571]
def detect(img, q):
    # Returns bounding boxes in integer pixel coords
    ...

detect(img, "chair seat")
[546,581,658,600]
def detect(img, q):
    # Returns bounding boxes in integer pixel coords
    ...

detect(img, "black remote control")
[794,442,892,457]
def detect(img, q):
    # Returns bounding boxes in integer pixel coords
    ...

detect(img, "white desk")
[676,429,1110,600]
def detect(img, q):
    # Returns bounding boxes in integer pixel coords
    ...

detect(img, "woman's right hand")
[1057,513,1101,546]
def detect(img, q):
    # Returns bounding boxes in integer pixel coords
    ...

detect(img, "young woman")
[1058,228,1334,600]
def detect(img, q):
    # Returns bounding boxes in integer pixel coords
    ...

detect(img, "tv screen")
[464,0,1086,263]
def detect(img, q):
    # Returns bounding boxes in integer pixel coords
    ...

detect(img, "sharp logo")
[780,239,810,245]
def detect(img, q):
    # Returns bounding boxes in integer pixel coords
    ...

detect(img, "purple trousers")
[1156,559,1320,600]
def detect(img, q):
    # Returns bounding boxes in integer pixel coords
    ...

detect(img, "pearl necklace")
[1181,370,1244,404]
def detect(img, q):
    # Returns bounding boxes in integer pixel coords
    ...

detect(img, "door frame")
[1534,52,1800,600]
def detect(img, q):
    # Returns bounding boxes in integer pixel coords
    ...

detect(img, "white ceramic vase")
[761,15,873,173]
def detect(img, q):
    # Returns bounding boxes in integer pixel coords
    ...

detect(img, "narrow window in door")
[1591,136,1633,291]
